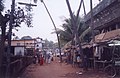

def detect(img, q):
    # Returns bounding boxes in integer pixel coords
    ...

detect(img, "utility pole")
[90,0,95,69]
[90,0,95,43]
[6,0,15,78]
[6,0,37,77]
[40,0,62,62]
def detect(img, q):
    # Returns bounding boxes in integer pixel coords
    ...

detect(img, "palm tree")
[79,27,91,42]
[60,18,73,43]
[59,16,91,46]
[33,0,93,44]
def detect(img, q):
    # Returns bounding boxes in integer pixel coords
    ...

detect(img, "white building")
[6,37,43,56]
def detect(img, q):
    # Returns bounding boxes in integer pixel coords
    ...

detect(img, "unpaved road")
[20,57,120,78]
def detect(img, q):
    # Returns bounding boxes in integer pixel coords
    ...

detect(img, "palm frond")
[62,18,73,34]
[51,28,62,34]
[33,0,37,3]
[79,27,91,41]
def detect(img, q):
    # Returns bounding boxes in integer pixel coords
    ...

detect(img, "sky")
[4,0,100,42]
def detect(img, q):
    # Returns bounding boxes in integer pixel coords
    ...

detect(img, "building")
[6,37,43,56]
[85,0,120,43]
[84,0,120,69]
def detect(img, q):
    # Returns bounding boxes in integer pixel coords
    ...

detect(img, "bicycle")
[104,60,116,77]
[104,57,120,77]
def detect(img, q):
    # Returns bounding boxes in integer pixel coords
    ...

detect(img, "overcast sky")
[4,0,99,42]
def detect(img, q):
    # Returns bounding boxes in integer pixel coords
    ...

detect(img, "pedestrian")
[66,48,71,64]
[51,53,54,61]
[83,47,89,71]
[83,55,88,71]
[33,55,37,64]
[45,52,48,63]
[77,54,81,67]
[37,53,40,64]
[40,54,44,65]
[48,53,51,64]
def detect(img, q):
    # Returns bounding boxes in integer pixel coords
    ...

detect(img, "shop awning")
[95,29,120,43]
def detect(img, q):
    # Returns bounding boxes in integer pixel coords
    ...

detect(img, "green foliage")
[0,5,34,41]
[43,39,54,49]
[59,15,92,46]
[2,5,34,29]
[79,27,92,42]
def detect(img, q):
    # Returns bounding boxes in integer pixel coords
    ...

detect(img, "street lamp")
[40,0,62,62]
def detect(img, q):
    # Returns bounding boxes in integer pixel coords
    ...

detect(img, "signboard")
[14,47,25,56]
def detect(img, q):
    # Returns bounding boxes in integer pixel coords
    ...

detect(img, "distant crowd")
[33,50,54,65]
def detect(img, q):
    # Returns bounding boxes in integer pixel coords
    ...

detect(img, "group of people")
[33,50,54,65]
[45,52,53,64]
[65,45,89,71]
[33,52,44,65]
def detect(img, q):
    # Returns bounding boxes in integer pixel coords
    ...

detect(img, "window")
[17,43,20,46]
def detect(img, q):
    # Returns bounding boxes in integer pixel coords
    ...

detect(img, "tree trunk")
[0,12,6,77]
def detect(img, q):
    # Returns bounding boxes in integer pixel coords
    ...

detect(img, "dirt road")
[20,57,120,78]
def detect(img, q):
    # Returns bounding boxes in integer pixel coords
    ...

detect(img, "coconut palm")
[59,15,91,46]
[60,18,73,42]
[79,26,92,42]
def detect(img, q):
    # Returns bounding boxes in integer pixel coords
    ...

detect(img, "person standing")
[51,53,54,61]
[33,55,37,64]
[77,54,81,67]
[40,53,44,65]
[48,53,51,64]
[83,47,89,71]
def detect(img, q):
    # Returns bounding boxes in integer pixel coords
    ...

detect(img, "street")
[19,57,120,78]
